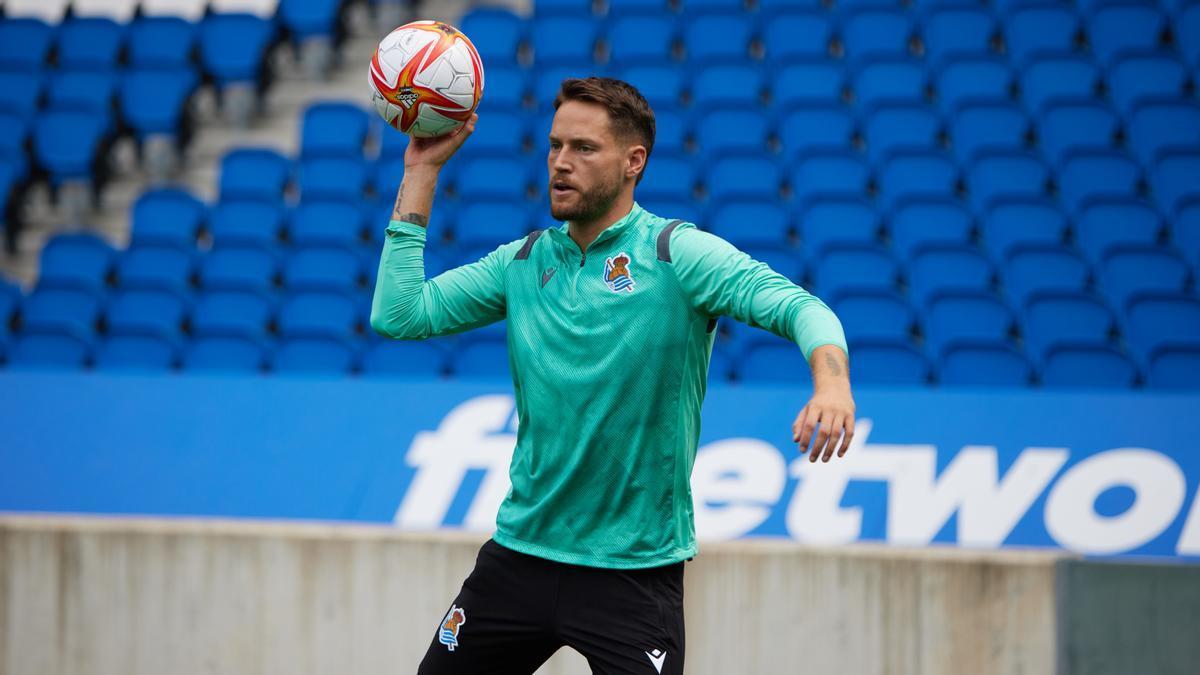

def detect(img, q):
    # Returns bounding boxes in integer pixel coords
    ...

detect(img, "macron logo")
[645,649,666,673]
[541,267,557,288]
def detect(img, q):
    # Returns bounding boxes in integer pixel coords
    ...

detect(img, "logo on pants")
[439,605,466,651]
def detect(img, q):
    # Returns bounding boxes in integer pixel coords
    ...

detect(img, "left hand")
[792,387,856,463]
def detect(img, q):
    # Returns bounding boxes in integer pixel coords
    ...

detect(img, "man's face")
[547,100,628,223]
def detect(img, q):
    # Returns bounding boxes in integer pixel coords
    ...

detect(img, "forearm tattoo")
[391,182,428,227]
[823,352,848,378]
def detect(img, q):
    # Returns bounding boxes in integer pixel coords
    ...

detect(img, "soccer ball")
[369,20,485,138]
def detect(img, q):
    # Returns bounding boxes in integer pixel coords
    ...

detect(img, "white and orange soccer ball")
[368,20,485,138]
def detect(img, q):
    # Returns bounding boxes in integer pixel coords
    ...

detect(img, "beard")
[550,169,623,223]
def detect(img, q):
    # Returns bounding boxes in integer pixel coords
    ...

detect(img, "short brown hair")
[554,77,656,183]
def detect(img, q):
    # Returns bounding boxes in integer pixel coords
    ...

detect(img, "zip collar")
[545,202,645,256]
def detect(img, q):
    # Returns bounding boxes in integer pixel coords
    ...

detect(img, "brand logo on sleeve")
[603,252,636,293]
[439,605,466,651]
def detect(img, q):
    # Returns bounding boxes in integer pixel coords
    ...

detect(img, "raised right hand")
[404,113,479,170]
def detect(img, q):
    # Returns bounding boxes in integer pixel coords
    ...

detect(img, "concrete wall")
[0,516,1062,675]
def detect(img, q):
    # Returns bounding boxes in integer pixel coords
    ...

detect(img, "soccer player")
[371,77,854,675]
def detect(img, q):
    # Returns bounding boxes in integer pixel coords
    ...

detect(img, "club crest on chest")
[603,251,636,293]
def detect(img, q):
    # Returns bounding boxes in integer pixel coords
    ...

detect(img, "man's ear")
[626,145,647,181]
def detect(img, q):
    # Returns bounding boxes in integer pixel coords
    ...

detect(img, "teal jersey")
[371,202,847,568]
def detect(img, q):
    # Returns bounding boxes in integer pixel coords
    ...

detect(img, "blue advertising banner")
[1,372,1197,561]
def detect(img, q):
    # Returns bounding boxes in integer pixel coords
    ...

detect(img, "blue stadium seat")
[877,152,958,210]
[695,108,770,161]
[1098,244,1189,310]
[979,198,1067,262]
[46,70,119,115]
[0,18,55,70]
[1180,4,1200,67]
[372,157,406,198]
[607,15,677,65]
[120,69,200,139]
[279,0,342,41]
[282,247,362,294]
[191,290,273,341]
[33,110,110,184]
[832,290,915,341]
[684,0,746,11]
[924,290,1016,356]
[467,113,529,158]
[459,8,524,65]
[741,245,805,283]
[0,71,44,117]
[37,234,115,295]
[272,337,358,374]
[1023,291,1116,360]
[199,13,277,85]
[966,151,1049,212]
[693,64,764,108]
[640,199,702,228]
[533,0,594,16]
[455,202,532,248]
[56,18,125,70]
[739,342,809,383]
[361,338,446,378]
[764,11,832,63]
[220,148,291,201]
[616,65,687,109]
[0,112,30,177]
[182,336,267,372]
[950,101,1029,165]
[301,103,369,158]
[708,201,791,248]
[845,337,931,385]
[533,64,599,110]
[789,151,869,205]
[1019,54,1101,116]
[1107,52,1188,118]
[455,157,530,200]
[1057,150,1141,215]
[115,247,195,295]
[639,155,695,202]
[852,58,926,112]
[1127,100,1200,166]
[841,9,912,66]
[452,336,511,379]
[772,59,843,108]
[779,106,855,160]
[1088,3,1166,66]
[939,339,1033,387]
[130,188,206,249]
[208,200,285,248]
[922,6,996,67]
[607,0,672,11]
[759,0,823,11]
[1005,4,1080,67]
[1124,292,1200,363]
[1037,100,1119,167]
[7,329,91,370]
[1075,199,1162,263]
[1151,152,1200,216]
[906,244,994,307]
[1146,343,1200,390]
[1003,244,1090,306]
[703,155,781,201]
[21,288,103,339]
[298,157,368,202]
[288,201,365,249]
[935,58,1012,117]
[888,199,973,261]
[798,198,878,260]
[104,289,187,342]
[477,66,528,111]
[198,247,279,294]
[864,104,940,163]
[684,13,754,62]
[129,17,197,68]
[811,243,899,299]
[0,279,20,350]
[279,291,358,340]
[1041,343,1137,388]
[1172,201,1200,266]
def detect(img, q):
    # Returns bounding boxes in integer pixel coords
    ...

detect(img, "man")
[371,77,855,675]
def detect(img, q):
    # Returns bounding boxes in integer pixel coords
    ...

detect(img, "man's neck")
[568,194,635,252]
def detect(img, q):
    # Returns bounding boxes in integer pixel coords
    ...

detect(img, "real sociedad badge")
[603,251,636,293]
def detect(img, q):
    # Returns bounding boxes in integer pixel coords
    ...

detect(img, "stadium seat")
[208,200,285,248]
[46,71,119,117]
[844,337,931,385]
[695,108,770,161]
[0,19,55,71]
[811,243,899,299]
[455,202,532,248]
[462,111,527,157]
[692,64,764,108]
[1057,150,1141,215]
[703,156,781,201]
[120,69,200,140]
[533,0,594,16]
[1146,343,1200,390]
[37,234,116,295]
[841,9,912,66]
[607,15,678,65]
[105,289,187,342]
[864,104,940,164]
[56,18,125,71]
[607,0,672,11]
[1107,52,1189,118]
[939,339,1033,387]
[191,291,273,340]
[1003,244,1091,306]
[477,66,528,112]
[272,337,358,374]
[888,199,973,261]
[950,101,1028,165]
[288,201,365,249]
[182,336,267,372]
[772,60,844,108]
[115,247,195,296]
[877,152,958,211]
[1074,199,1162,264]
[21,288,103,339]
[1098,244,1189,310]
[199,13,277,85]
[788,151,869,205]
[924,290,1016,357]
[0,71,44,118]
[935,58,1012,117]
[1019,54,1101,116]
[1088,3,1166,66]
[7,329,91,370]
[278,0,342,41]
[966,151,1049,212]
[282,247,363,294]
[684,0,746,12]
[1180,4,1200,66]
[453,337,511,379]
[739,342,810,383]
[1172,201,1200,266]
[979,198,1067,262]
[1023,291,1117,360]
[1005,4,1079,67]
[831,290,915,341]
[278,292,358,342]
[130,188,206,249]
[298,157,368,202]
[764,11,833,63]
[852,59,926,113]
[684,13,754,62]
[797,199,878,260]
[1151,151,1200,216]
[778,106,856,161]
[922,6,996,67]
[459,8,524,65]
[455,157,530,200]
[708,202,791,249]
[220,149,292,201]
[198,247,279,294]
[906,244,994,308]
[1040,343,1137,388]
[616,65,687,109]
[638,155,695,202]
[361,338,447,378]
[32,110,111,185]
[301,103,370,158]
[1037,100,1120,168]
[1127,100,1200,166]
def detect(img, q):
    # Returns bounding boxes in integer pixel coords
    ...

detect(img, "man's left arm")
[668,225,855,463]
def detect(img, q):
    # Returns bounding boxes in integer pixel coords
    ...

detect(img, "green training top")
[371,202,847,569]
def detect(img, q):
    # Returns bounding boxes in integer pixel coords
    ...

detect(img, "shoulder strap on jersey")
[514,229,545,260]
[656,219,685,263]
